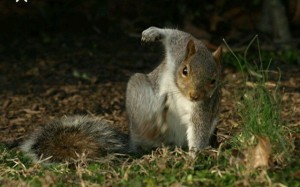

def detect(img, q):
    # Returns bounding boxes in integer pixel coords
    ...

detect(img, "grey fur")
[127,27,221,153]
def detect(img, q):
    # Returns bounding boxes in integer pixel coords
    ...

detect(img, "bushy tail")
[20,116,129,163]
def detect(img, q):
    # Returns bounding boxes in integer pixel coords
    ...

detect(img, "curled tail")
[20,116,129,163]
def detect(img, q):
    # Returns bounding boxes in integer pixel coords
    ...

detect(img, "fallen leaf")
[245,136,272,169]
[265,81,277,88]
[246,81,256,88]
[289,77,297,87]
[9,118,26,125]
[21,109,41,115]
[228,119,239,128]
[2,99,12,109]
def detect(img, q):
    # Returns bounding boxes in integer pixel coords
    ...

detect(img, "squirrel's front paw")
[141,26,163,42]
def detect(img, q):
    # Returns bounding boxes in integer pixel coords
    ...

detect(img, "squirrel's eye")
[182,66,188,76]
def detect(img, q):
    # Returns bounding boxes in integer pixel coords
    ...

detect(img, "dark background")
[1,0,299,55]
[0,0,299,144]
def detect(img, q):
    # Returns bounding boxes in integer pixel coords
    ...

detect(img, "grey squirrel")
[127,27,222,155]
[20,27,222,162]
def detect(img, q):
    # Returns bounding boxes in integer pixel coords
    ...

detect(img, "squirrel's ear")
[212,46,222,63]
[186,39,196,58]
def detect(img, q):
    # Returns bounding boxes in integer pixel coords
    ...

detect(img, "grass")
[1,144,299,186]
[1,38,298,186]
[223,36,292,156]
[0,146,245,186]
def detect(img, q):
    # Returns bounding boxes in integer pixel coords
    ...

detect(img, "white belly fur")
[159,61,193,148]
[165,92,193,147]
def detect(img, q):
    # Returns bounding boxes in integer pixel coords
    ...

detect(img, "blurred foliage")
[1,0,298,35]
[0,0,299,53]
[0,0,298,36]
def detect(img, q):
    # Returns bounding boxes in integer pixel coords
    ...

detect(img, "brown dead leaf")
[42,88,58,97]
[2,99,12,109]
[9,118,26,125]
[289,77,298,87]
[221,88,231,97]
[245,136,272,169]
[246,81,256,88]
[282,94,289,101]
[25,67,39,76]
[228,119,239,128]
[21,109,41,115]
[265,81,277,88]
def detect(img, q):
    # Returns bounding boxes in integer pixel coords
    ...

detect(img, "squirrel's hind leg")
[126,73,167,152]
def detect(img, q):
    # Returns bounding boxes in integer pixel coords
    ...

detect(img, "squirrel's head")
[176,39,222,101]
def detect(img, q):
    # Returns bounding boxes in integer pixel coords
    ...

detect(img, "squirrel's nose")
[189,91,200,101]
